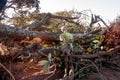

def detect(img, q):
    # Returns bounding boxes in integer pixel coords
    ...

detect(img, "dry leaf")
[21,37,41,44]
[0,43,9,56]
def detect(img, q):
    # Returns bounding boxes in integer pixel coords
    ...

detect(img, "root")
[0,62,15,80]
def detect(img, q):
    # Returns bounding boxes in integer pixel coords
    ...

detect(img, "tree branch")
[0,24,102,41]
[0,24,59,41]
[22,13,79,30]
[71,46,120,59]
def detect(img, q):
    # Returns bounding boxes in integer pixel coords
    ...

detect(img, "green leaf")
[43,64,50,72]
[48,24,52,28]
[93,40,100,43]
[37,60,49,66]
[93,44,99,49]
[37,54,52,72]
[95,35,100,40]
[48,53,51,62]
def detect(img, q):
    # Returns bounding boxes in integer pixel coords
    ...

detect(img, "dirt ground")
[13,53,120,80]
[13,61,62,80]
[14,65,120,80]
[13,55,120,80]
[88,67,120,80]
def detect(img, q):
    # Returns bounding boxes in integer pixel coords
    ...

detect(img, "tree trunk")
[0,24,59,41]
[0,24,102,41]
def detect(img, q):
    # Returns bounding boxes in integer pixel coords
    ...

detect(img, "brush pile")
[0,20,120,80]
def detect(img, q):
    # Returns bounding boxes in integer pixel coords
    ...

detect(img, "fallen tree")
[0,24,59,41]
[0,24,103,42]
[0,4,120,79]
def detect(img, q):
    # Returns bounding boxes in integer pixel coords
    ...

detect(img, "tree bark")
[0,24,59,41]
[0,24,102,41]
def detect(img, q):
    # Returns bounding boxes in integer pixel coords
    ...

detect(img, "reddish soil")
[87,67,120,80]
[13,55,120,80]
[87,54,120,80]
[13,61,62,80]
[13,63,120,80]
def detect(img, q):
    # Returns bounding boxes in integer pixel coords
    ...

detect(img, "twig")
[71,46,120,59]
[88,60,107,80]
[18,59,34,72]
[80,65,93,72]
[68,65,74,80]
[0,62,15,80]
[74,65,93,77]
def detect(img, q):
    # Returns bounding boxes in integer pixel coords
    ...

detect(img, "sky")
[40,0,120,21]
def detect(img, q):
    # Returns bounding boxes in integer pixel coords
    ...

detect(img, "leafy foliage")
[10,0,40,10]
[37,53,52,72]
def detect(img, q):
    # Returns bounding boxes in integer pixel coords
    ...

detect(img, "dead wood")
[22,13,79,30]
[22,13,52,30]
[71,46,120,59]
[0,62,15,80]
[0,24,101,42]
[0,24,59,41]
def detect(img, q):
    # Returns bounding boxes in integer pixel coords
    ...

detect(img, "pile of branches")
[0,13,120,80]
